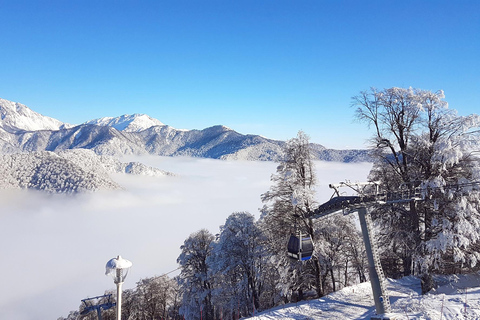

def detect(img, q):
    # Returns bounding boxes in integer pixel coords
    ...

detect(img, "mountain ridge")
[0,98,371,162]
[83,113,164,132]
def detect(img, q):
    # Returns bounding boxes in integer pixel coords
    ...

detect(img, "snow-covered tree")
[353,87,480,277]
[177,229,215,320]
[56,310,80,320]
[261,131,325,298]
[208,212,264,317]
[314,215,367,292]
[261,131,317,227]
[131,275,179,320]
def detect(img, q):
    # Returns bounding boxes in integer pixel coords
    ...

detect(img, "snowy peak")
[84,113,164,132]
[0,98,70,132]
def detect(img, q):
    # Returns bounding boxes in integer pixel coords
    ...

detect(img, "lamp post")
[105,255,132,320]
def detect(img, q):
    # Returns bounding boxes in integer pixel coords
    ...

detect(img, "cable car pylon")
[358,206,391,316]
[303,180,480,319]
[302,182,422,319]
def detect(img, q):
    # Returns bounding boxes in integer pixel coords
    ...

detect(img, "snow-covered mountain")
[83,113,164,132]
[0,98,371,162]
[0,98,71,132]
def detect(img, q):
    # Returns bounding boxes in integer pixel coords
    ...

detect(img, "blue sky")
[0,0,478,148]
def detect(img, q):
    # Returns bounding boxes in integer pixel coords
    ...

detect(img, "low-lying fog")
[0,156,372,320]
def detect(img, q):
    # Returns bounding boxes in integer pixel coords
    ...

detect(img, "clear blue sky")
[0,0,478,148]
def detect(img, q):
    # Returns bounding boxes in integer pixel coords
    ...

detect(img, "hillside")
[251,275,480,320]
[0,149,172,193]
[0,151,120,193]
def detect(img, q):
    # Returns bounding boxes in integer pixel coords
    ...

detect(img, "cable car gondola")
[287,232,313,261]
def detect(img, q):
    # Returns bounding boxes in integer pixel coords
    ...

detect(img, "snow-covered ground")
[250,274,480,320]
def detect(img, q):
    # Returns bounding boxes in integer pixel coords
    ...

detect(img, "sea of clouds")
[0,156,372,320]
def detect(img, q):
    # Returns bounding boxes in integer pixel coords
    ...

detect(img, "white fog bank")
[0,156,372,320]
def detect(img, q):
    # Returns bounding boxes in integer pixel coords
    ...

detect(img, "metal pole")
[299,230,302,261]
[357,206,390,315]
[96,307,103,320]
[116,281,123,320]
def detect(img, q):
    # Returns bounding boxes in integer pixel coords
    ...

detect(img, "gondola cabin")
[287,234,314,261]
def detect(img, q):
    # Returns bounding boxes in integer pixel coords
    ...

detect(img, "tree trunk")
[424,204,433,242]
[247,273,260,311]
[297,288,304,302]
[321,272,328,296]
[344,259,349,288]
[330,267,336,292]
[403,255,412,276]
[313,257,324,297]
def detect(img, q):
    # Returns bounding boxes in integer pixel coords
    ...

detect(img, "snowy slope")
[0,98,71,132]
[250,275,480,320]
[83,113,164,132]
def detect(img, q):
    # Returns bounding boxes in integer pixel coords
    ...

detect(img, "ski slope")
[250,275,480,320]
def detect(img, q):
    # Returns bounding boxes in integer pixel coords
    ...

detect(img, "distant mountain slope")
[0,98,372,162]
[138,124,289,160]
[84,114,164,132]
[0,98,71,132]
[311,147,371,163]
[57,149,173,177]
[10,124,146,155]
[0,149,173,193]
[0,151,121,193]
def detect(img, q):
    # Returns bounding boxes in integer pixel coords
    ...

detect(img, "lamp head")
[105,255,132,284]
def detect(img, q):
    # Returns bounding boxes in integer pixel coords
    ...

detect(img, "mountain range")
[0,98,370,162]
